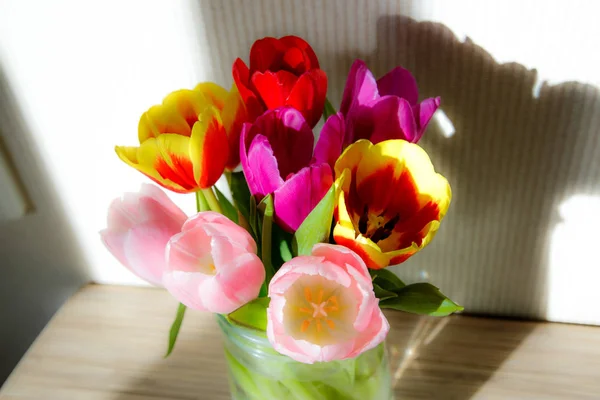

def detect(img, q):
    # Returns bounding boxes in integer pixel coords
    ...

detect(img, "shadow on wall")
[369,15,600,320]
[0,65,90,384]
[196,2,600,321]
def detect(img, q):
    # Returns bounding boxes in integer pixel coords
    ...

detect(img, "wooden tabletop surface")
[1,285,599,400]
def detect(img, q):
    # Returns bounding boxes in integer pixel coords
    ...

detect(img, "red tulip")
[233,36,327,127]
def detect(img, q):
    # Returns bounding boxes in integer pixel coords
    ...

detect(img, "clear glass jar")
[217,314,393,400]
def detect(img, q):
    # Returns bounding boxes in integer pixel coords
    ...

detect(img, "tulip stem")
[195,191,210,212]
[202,187,223,214]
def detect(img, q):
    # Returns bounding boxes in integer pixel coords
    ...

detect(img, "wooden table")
[1,285,599,400]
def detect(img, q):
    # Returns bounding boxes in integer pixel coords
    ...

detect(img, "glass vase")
[217,314,393,400]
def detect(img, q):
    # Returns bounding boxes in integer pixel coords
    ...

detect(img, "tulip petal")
[274,163,333,232]
[194,82,228,110]
[106,196,139,231]
[313,113,345,170]
[116,142,188,193]
[123,222,175,285]
[251,70,298,110]
[245,108,314,180]
[286,69,328,127]
[245,134,285,197]
[221,85,248,170]
[163,271,212,311]
[279,35,320,70]
[197,273,252,314]
[340,59,379,117]
[332,169,356,238]
[153,134,198,189]
[355,150,410,216]
[139,183,187,223]
[334,140,369,180]
[183,212,258,254]
[377,203,441,251]
[413,97,441,141]
[215,251,265,308]
[364,96,418,143]
[349,305,389,358]
[249,37,285,73]
[100,230,130,270]
[138,89,207,143]
[233,58,265,120]
[333,230,390,270]
[312,243,371,285]
[167,227,214,274]
[384,220,441,265]
[189,106,229,188]
[376,66,419,105]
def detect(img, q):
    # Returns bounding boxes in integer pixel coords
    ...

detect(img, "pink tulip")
[163,212,265,314]
[100,184,187,286]
[267,244,389,363]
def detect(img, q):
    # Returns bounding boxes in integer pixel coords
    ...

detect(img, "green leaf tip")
[293,183,335,256]
[228,297,271,332]
[165,303,187,357]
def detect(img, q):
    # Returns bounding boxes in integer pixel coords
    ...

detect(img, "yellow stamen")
[298,288,343,336]
[304,287,312,302]
[301,319,311,332]
[324,296,338,312]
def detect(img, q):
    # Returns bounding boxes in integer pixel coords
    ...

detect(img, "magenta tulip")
[240,107,336,232]
[163,212,265,314]
[100,184,187,286]
[339,59,440,145]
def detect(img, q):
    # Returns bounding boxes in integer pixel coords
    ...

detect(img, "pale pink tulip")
[163,212,265,314]
[267,244,389,363]
[100,184,187,286]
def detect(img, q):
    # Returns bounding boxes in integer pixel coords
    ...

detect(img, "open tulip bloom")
[103,35,462,398]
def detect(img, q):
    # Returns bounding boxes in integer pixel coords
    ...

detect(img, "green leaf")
[273,224,293,266]
[228,171,251,222]
[323,97,337,121]
[214,186,238,224]
[373,283,398,301]
[370,268,406,292]
[259,195,275,287]
[165,303,186,357]
[292,183,335,256]
[227,297,270,331]
[379,283,464,316]
[248,195,261,242]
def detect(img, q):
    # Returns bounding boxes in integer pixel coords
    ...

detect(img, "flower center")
[358,205,400,243]
[297,287,339,333]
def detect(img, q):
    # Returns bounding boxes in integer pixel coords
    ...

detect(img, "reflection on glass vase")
[217,315,394,400]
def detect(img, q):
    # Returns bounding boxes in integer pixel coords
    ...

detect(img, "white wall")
[0,0,209,285]
[1,0,599,324]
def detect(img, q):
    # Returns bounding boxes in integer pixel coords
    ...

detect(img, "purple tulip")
[240,107,335,232]
[338,59,441,145]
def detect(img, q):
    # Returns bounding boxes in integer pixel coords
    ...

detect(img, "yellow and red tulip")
[116,83,248,193]
[333,139,451,269]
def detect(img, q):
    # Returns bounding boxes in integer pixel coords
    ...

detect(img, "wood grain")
[1,285,599,399]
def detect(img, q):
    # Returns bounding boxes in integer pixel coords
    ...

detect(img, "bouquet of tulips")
[101,36,461,399]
